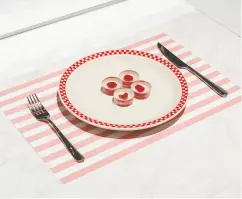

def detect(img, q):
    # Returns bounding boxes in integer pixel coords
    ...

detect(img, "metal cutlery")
[27,94,85,163]
[157,42,228,98]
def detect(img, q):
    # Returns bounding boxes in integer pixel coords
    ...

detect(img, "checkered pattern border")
[59,50,188,129]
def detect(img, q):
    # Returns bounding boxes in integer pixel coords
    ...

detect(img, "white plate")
[59,50,188,131]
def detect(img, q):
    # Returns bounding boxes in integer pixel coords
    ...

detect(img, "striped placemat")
[0,32,240,184]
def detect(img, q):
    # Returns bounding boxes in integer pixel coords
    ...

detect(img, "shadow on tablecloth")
[56,92,185,139]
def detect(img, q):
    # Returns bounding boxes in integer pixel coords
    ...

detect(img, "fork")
[27,94,85,163]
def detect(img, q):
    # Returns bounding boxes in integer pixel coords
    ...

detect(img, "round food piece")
[101,77,123,95]
[113,88,134,107]
[119,70,139,88]
[131,80,152,99]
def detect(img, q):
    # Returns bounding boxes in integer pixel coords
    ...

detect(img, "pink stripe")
[12,100,61,124]
[20,109,73,133]
[141,39,175,52]
[43,130,113,162]
[185,86,240,114]
[18,110,71,133]
[51,130,145,173]
[161,39,174,46]
[169,45,183,52]
[50,79,230,172]
[35,125,95,152]
[186,57,202,65]
[177,51,192,59]
[0,69,65,98]
[188,71,220,87]
[154,51,196,65]
[154,50,201,67]
[189,78,230,99]
[26,118,82,142]
[0,81,59,107]
[61,96,241,183]
[141,45,157,52]
[122,33,167,49]
[183,64,210,78]
[4,92,58,116]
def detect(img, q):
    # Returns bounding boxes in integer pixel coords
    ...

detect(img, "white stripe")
[30,122,88,147]
[39,127,108,161]
[7,98,59,119]
[0,75,61,102]
[188,75,224,93]
[14,108,67,128]
[184,67,216,82]
[187,82,234,105]
[182,87,240,120]
[20,115,76,138]
[149,44,186,57]
[37,127,104,158]
[53,133,146,178]
[134,35,173,50]
[1,86,58,111]
[22,116,79,138]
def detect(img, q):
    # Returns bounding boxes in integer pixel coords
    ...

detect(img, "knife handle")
[185,66,228,97]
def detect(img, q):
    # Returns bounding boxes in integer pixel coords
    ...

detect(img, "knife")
[157,42,228,98]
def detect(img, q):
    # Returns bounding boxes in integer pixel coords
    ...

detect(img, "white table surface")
[186,0,241,37]
[0,0,240,197]
[0,0,114,36]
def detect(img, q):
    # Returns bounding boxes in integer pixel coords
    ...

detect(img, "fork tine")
[34,94,40,103]
[27,96,35,113]
[29,94,35,105]
[27,103,34,113]
[27,96,32,105]
[33,94,44,111]
[32,94,41,111]
[29,94,38,111]
[27,96,35,111]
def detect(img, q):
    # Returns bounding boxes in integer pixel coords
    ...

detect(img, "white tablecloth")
[0,0,240,197]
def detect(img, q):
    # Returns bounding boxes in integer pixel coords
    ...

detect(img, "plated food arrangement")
[58,49,188,131]
[101,70,152,107]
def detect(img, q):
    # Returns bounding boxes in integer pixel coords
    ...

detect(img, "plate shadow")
[56,92,185,139]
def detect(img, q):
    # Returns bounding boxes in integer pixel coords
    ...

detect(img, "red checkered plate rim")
[58,49,188,131]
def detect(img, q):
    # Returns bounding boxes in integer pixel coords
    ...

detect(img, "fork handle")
[185,65,228,98]
[46,118,85,163]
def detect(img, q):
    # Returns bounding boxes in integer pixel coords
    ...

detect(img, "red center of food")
[135,84,145,92]
[119,92,128,99]
[123,74,133,82]
[107,81,117,89]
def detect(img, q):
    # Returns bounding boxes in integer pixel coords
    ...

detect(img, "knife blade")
[157,42,228,98]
